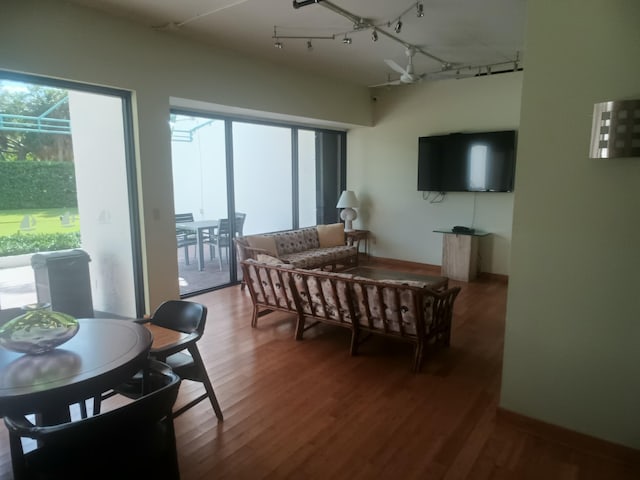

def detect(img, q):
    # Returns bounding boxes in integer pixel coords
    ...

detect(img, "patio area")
[0,249,240,310]
[0,262,36,309]
[177,246,241,296]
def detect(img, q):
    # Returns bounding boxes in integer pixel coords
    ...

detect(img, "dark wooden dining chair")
[4,360,181,480]
[110,300,223,422]
[175,212,197,265]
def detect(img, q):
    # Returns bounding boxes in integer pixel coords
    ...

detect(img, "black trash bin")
[31,249,94,318]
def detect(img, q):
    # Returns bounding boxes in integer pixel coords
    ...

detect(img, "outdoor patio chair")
[175,212,197,265]
[205,212,246,270]
[19,215,36,232]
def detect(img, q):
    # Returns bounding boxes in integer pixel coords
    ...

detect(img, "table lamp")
[336,190,359,232]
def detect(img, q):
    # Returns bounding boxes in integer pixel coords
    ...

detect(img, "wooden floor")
[0,261,637,479]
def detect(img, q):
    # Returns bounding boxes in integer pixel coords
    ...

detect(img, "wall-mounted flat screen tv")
[417,130,517,192]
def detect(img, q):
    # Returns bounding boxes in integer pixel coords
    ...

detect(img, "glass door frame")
[171,108,347,297]
[0,70,144,316]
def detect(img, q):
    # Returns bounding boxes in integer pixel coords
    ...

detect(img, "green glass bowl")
[0,303,79,355]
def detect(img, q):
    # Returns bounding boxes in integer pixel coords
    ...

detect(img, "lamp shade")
[336,190,359,208]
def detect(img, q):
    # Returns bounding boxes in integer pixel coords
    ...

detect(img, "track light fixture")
[273,26,283,49]
[272,24,335,49]
[285,1,522,82]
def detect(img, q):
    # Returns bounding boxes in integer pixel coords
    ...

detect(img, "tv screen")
[417,130,517,192]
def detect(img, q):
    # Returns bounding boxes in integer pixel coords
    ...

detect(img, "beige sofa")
[235,223,358,270]
[240,259,460,372]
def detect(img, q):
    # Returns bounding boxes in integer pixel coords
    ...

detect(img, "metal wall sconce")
[590,99,640,158]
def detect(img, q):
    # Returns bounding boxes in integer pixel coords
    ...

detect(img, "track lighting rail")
[289,0,522,81]
[292,0,324,8]
[291,0,448,64]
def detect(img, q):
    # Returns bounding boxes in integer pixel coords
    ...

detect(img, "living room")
[1,0,638,477]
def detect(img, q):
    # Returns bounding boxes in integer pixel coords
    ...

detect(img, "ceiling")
[66,0,527,87]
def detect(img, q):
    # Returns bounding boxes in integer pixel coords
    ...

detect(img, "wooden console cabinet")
[435,230,489,282]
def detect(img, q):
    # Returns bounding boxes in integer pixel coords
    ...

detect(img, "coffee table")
[344,266,448,290]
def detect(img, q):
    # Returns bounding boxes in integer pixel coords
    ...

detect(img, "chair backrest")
[241,259,297,312]
[151,299,207,336]
[175,213,194,223]
[235,212,247,236]
[4,360,180,478]
[290,268,355,327]
[218,213,246,238]
[217,218,230,237]
[19,215,36,231]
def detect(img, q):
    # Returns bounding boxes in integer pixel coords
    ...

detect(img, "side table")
[433,229,490,281]
[345,229,370,260]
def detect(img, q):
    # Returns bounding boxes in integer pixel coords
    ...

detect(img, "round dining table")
[0,317,152,425]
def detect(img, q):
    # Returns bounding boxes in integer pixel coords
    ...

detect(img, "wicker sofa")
[234,223,358,270]
[240,259,460,372]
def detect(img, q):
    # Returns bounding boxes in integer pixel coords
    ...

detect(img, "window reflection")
[468,144,488,191]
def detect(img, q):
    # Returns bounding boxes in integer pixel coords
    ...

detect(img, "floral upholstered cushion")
[256,253,287,265]
[291,271,353,324]
[351,282,433,336]
[243,259,295,310]
[280,245,357,268]
[273,227,319,255]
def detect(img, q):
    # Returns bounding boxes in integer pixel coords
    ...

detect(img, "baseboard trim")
[496,408,640,466]
[477,271,509,283]
[367,256,442,273]
[367,256,509,282]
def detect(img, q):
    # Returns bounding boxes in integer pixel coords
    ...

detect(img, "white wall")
[0,0,371,311]
[501,1,640,449]
[3,0,637,453]
[171,119,228,221]
[349,73,522,274]
[69,91,137,318]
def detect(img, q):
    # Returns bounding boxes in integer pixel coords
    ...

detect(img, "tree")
[0,83,74,162]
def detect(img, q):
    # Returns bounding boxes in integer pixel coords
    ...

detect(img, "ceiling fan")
[370,48,426,87]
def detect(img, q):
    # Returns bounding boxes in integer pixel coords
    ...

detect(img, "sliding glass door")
[171,115,229,295]
[0,72,141,317]
[170,111,346,297]
[298,129,317,228]
[233,122,292,235]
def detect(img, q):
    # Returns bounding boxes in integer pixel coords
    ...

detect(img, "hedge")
[0,161,77,209]
[0,232,81,257]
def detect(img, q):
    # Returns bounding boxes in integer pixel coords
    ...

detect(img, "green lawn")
[0,208,80,236]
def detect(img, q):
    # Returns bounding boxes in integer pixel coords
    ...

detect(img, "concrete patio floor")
[0,264,36,309]
[0,247,240,309]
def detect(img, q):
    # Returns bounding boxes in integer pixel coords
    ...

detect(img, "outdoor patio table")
[175,219,219,271]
